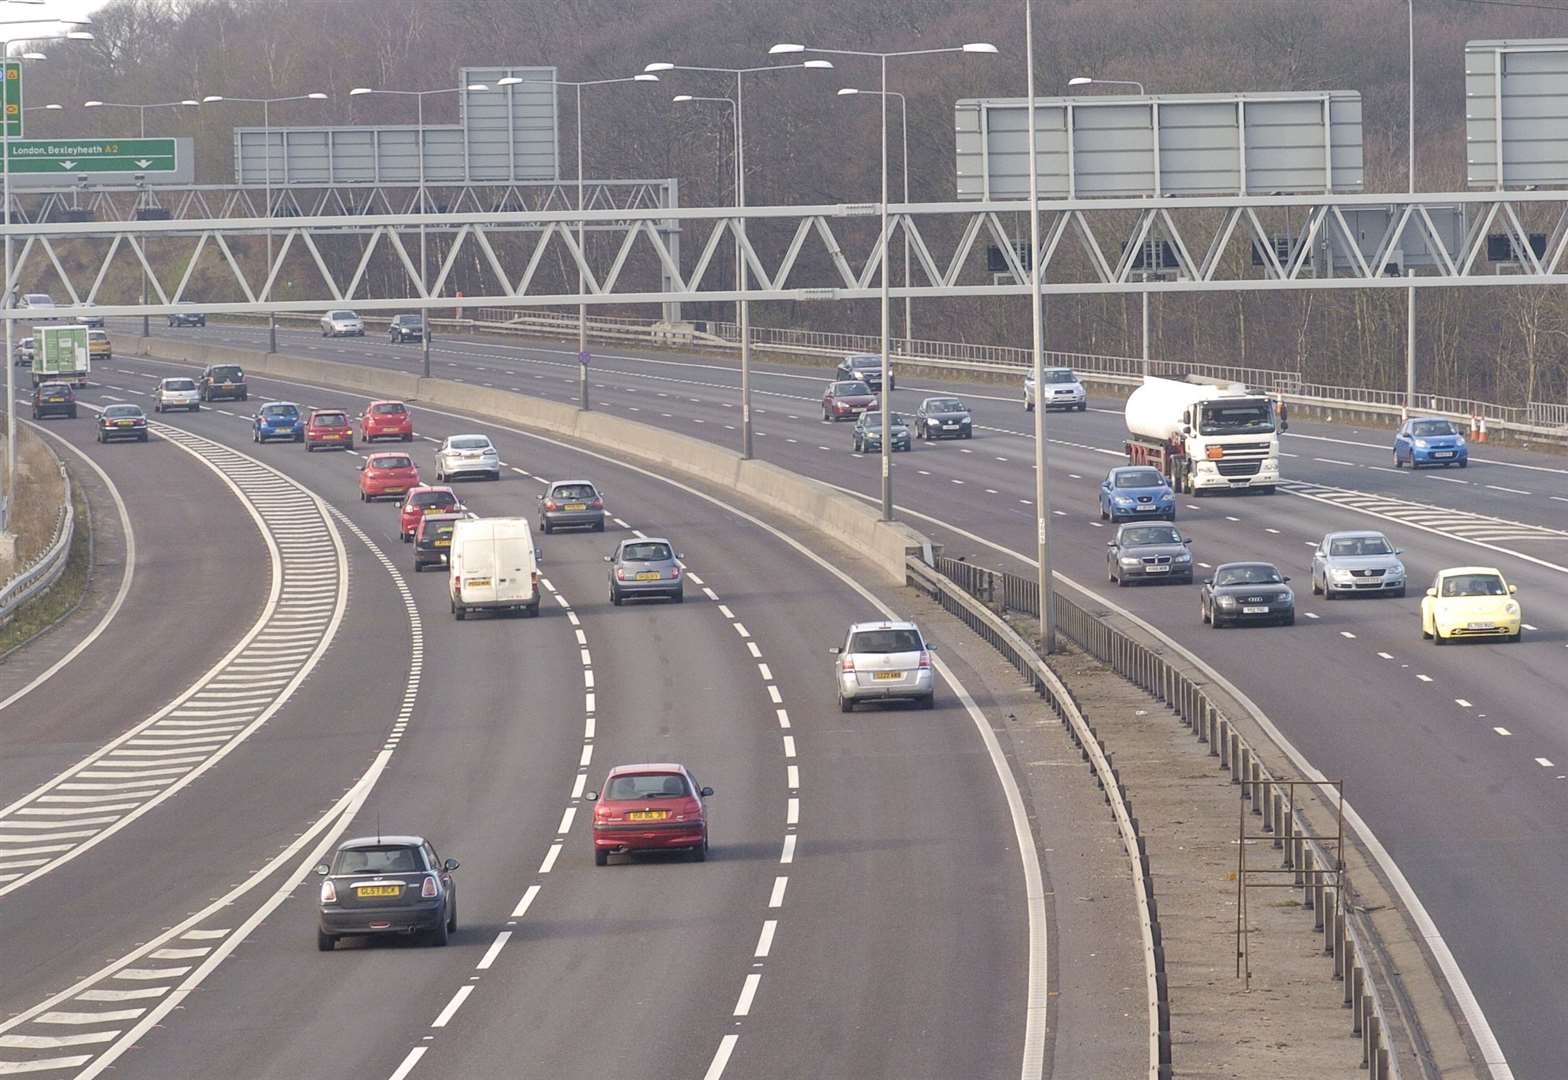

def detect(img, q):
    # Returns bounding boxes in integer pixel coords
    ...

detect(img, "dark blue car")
[1099,465,1177,523]
[1393,417,1468,469]
[253,401,305,443]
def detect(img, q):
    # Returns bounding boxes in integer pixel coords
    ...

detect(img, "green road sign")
[4,61,21,139]
[2,138,178,175]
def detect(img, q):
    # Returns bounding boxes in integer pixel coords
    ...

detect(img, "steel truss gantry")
[8,189,1568,320]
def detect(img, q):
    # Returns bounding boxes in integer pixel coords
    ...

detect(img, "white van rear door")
[495,537,533,603]
[459,534,499,604]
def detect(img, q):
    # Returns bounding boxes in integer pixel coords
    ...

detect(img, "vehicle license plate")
[1434,451,1454,459]
[435,539,451,547]
[355,885,401,898]
[873,671,901,681]
[564,503,587,511]
[1135,505,1156,512]
[48,396,63,402]
[467,577,491,588]
[1243,606,1269,614]
[628,811,670,821]
[636,571,660,581]
[944,422,959,428]
[1145,565,1169,574]
[117,420,133,427]
[1466,622,1492,630]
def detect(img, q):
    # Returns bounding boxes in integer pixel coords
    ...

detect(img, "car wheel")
[1392,586,1406,598]
[963,429,973,439]
[672,589,684,604]
[429,916,449,947]
[594,849,609,867]
[540,520,552,535]
[594,519,605,532]
[316,930,335,952]
[919,694,935,710]
[403,433,413,442]
[691,838,708,863]
[1078,402,1087,412]
[1280,614,1295,626]
[447,899,457,934]
[413,562,423,573]
[1510,628,1522,643]
[1433,627,1445,645]
[610,585,622,606]
[1393,452,1402,468]
[838,695,853,713]
[1458,459,1468,469]
[454,604,466,622]
[138,433,148,443]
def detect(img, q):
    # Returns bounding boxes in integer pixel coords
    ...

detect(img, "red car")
[398,485,461,541]
[361,400,414,443]
[821,379,879,421]
[359,451,420,502]
[587,763,713,866]
[305,408,354,451]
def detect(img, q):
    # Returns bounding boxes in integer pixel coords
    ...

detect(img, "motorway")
[119,314,1568,1078]
[0,346,1069,1080]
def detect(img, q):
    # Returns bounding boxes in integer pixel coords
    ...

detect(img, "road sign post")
[3,62,21,138]
[1,138,177,175]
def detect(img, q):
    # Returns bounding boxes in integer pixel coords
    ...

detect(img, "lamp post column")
[1025,1,1055,653]
[878,54,892,520]
[577,84,588,411]
[2,43,12,539]
[738,73,753,459]
[264,99,276,354]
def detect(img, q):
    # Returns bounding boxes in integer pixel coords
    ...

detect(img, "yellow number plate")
[466,577,491,587]
[873,671,901,680]
[627,810,671,821]
[434,538,451,547]
[564,503,587,511]
[636,571,660,581]
[355,884,401,898]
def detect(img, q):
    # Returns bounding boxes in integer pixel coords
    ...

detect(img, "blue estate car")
[1098,465,1177,523]
[1393,417,1468,469]
[253,401,305,443]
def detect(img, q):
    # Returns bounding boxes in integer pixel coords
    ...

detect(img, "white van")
[449,517,541,620]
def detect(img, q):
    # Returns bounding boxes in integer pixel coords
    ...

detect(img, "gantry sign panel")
[233,65,559,187]
[956,92,1364,200]
[1466,39,1568,190]
[2,61,19,138]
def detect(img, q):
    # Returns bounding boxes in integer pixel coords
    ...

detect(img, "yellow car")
[1420,566,1521,644]
[88,329,111,361]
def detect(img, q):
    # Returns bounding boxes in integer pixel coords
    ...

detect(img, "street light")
[2,27,91,544]
[348,83,489,378]
[642,58,833,459]
[836,87,912,352]
[200,92,327,353]
[83,97,197,137]
[1066,75,1145,95]
[768,40,997,521]
[1025,6,1055,652]
[493,72,659,411]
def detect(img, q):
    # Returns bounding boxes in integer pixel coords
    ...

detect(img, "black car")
[31,381,76,420]
[97,403,149,443]
[1200,562,1295,628]
[1107,523,1193,586]
[914,396,972,440]
[167,309,207,328]
[852,410,911,453]
[413,511,469,572]
[316,834,459,950]
[199,363,248,402]
[390,314,428,344]
[836,353,893,392]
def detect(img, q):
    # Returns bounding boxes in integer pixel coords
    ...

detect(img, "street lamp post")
[1027,6,1055,652]
[3,23,92,542]
[349,83,490,379]
[645,59,832,459]
[495,74,660,412]
[770,41,996,521]
[837,87,911,351]
[200,92,327,355]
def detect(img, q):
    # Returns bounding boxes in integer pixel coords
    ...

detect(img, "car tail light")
[320,880,337,904]
[615,568,627,581]
[841,655,855,673]
[420,876,438,899]
[670,565,681,579]
[590,498,604,509]
[918,651,932,669]
[544,500,558,511]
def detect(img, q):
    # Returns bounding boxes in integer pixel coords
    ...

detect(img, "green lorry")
[32,324,90,388]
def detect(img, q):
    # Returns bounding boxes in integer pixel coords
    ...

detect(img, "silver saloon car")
[1311,530,1406,599]
[831,620,935,711]
[538,479,606,533]
[434,434,501,482]
[606,537,683,604]
[1106,522,1194,585]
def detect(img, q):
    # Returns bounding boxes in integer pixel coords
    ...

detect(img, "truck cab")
[1124,377,1282,495]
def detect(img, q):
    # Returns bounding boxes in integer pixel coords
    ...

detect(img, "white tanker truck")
[1123,376,1284,495]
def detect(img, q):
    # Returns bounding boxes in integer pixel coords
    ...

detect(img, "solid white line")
[733,973,762,1017]
[511,885,541,919]
[701,1035,739,1080]
[755,920,778,958]
[475,931,511,971]
[430,985,473,1028]
[768,876,788,908]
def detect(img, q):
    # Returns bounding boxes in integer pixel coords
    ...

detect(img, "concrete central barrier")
[131,337,934,581]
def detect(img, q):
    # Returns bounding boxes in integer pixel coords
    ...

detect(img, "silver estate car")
[538,479,606,533]
[831,620,936,712]
[1106,523,1194,585]
[1311,530,1406,599]
[1023,367,1087,412]
[434,434,501,482]
[606,537,683,604]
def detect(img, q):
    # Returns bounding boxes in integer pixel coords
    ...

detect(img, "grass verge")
[0,468,92,659]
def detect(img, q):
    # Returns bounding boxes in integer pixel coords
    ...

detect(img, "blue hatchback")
[253,401,305,443]
[1393,417,1467,469]
[1099,465,1177,522]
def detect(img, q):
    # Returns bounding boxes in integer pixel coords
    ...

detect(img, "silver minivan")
[831,620,936,711]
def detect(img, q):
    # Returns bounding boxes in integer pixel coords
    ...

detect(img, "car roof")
[367,398,404,405]
[310,407,347,415]
[407,484,455,495]
[262,400,299,407]
[1215,561,1280,572]
[338,834,426,850]
[620,535,672,546]
[1435,566,1504,577]
[1110,465,1163,477]
[605,763,688,777]
[847,619,920,633]
[1323,530,1388,541]
[548,478,596,487]
[446,432,491,440]
[366,450,412,460]
[1407,415,1456,424]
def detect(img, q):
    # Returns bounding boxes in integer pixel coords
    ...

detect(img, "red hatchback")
[398,485,460,541]
[361,400,414,443]
[305,409,354,451]
[588,763,712,866]
[821,379,879,421]
[359,452,420,502]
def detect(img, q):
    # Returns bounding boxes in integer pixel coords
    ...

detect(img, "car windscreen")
[606,773,689,800]
[373,402,407,414]
[1329,536,1392,557]
[371,456,412,470]
[313,413,348,426]
[38,383,69,394]
[330,845,422,875]
[397,315,423,325]
[1042,369,1077,383]
[1122,526,1181,546]
[833,382,871,396]
[328,310,355,319]
[1215,565,1283,587]
[261,404,298,418]
[1440,574,1506,597]
[163,379,196,391]
[449,436,490,450]
[89,331,108,342]
[1410,420,1456,437]
[411,490,456,507]
[620,542,672,562]
[1199,400,1274,435]
[551,484,596,500]
[925,399,965,412]
[849,629,923,653]
[1114,469,1165,489]
[849,356,881,368]
[210,366,244,380]
[103,405,141,418]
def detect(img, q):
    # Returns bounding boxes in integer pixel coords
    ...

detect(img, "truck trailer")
[1123,376,1283,494]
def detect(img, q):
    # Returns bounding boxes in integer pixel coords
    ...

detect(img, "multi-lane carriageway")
[6,314,1568,1077]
